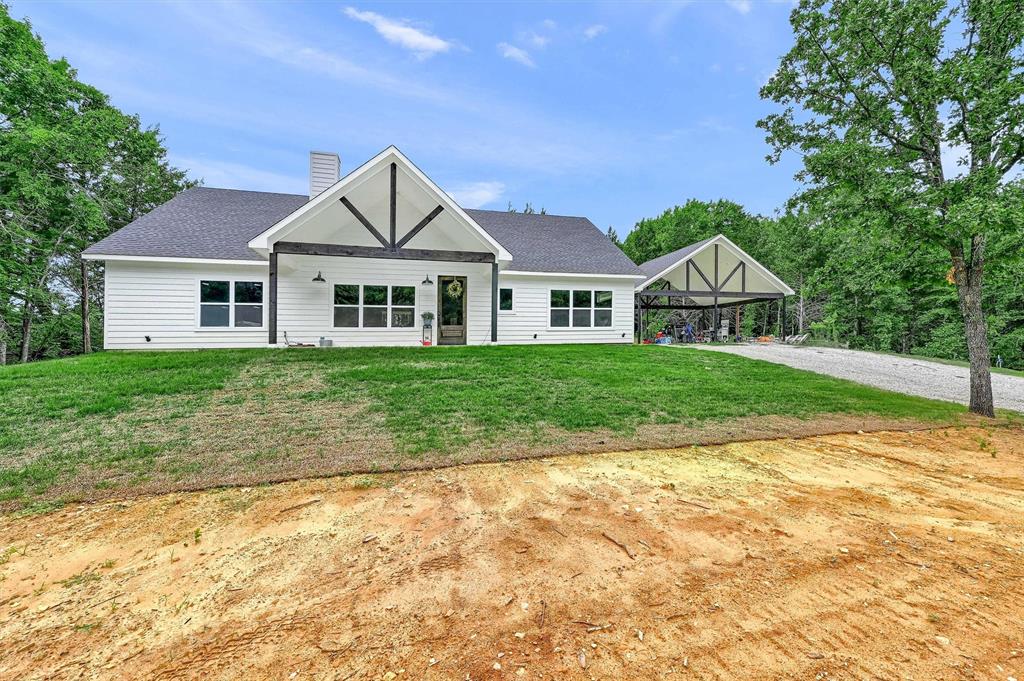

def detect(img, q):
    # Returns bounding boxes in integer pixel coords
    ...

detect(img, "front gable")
[248,146,512,262]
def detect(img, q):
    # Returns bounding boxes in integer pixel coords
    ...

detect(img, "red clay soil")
[1,425,1022,680]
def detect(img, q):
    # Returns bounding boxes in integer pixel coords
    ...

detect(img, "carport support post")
[490,262,498,343]
[634,293,639,343]
[713,297,719,342]
[269,251,278,345]
[781,296,787,342]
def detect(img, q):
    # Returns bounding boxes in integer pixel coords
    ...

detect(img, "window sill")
[195,326,267,332]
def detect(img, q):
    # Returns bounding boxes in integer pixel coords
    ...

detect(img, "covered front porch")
[251,147,512,347]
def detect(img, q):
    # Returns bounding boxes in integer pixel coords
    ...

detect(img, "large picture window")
[199,279,264,328]
[550,289,612,328]
[333,284,416,329]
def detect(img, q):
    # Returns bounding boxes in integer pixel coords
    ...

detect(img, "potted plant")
[421,311,434,346]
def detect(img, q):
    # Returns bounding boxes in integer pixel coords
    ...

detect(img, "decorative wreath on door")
[445,280,463,299]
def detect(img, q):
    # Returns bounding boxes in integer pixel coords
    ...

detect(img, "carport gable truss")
[634,235,794,335]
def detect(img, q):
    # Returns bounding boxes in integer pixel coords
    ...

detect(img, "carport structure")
[634,234,795,341]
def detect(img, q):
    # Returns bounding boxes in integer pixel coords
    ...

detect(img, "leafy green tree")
[0,4,192,362]
[506,201,546,214]
[760,0,1024,416]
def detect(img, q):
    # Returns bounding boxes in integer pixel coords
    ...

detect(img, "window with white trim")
[199,280,264,328]
[550,289,612,328]
[333,284,416,329]
[499,287,513,311]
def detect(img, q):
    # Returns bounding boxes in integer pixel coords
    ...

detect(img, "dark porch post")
[268,251,278,345]
[490,262,498,343]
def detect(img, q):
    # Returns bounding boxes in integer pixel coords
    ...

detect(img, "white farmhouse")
[84,147,645,349]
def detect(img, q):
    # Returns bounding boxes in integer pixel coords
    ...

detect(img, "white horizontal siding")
[496,274,634,345]
[276,255,491,347]
[103,259,637,349]
[104,261,269,349]
[309,152,340,197]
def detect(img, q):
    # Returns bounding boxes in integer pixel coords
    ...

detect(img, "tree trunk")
[19,301,32,363]
[951,237,994,417]
[81,259,92,354]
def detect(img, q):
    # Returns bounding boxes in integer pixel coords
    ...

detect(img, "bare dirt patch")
[2,425,1022,680]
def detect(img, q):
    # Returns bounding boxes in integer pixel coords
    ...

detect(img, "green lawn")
[0,344,965,512]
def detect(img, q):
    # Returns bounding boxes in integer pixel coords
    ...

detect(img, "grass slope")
[0,344,963,511]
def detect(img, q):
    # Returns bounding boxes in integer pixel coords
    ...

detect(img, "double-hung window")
[550,289,613,328]
[199,280,264,328]
[333,284,416,329]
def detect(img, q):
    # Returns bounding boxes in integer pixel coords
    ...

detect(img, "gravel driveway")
[692,344,1024,412]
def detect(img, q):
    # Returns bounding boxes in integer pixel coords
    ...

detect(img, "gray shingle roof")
[84,187,307,261]
[638,237,716,281]
[466,209,640,275]
[84,187,643,277]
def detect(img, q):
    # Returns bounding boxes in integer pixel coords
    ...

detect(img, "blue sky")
[12,0,803,235]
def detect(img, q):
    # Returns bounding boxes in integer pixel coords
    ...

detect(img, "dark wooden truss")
[270,162,499,344]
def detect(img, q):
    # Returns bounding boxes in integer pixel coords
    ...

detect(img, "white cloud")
[525,31,550,49]
[541,19,557,30]
[446,181,505,208]
[497,42,535,68]
[172,2,455,104]
[726,0,753,14]
[173,156,307,194]
[583,24,607,40]
[343,7,454,59]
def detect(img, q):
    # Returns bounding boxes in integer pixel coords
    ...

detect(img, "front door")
[438,276,467,345]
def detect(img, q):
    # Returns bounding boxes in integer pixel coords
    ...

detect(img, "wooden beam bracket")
[340,196,390,248]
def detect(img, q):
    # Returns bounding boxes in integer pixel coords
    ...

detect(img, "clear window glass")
[200,280,230,327]
[363,307,388,327]
[391,308,415,328]
[363,285,387,306]
[572,290,592,308]
[333,307,358,328]
[234,281,263,304]
[334,284,359,305]
[235,305,262,327]
[572,309,592,327]
[500,288,513,311]
[200,280,229,303]
[200,304,229,327]
[595,291,613,308]
[333,284,359,328]
[550,290,570,308]
[391,286,415,306]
